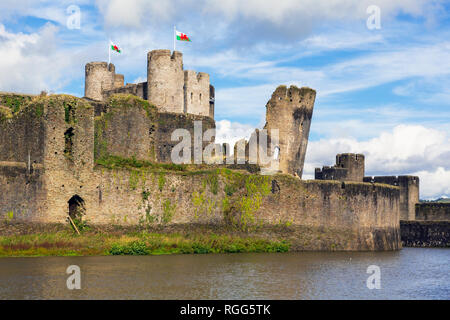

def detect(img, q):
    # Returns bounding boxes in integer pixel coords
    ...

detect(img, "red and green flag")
[176,30,191,42]
[110,41,121,53]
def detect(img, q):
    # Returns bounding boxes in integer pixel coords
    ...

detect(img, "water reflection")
[0,249,448,300]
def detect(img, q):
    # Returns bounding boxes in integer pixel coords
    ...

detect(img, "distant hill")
[420,198,450,203]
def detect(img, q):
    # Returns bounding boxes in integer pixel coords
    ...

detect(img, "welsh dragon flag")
[176,30,191,42]
[110,41,121,53]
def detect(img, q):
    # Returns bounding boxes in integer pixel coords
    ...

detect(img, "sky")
[0,0,449,199]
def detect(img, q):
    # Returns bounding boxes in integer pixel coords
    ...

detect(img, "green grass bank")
[0,223,290,257]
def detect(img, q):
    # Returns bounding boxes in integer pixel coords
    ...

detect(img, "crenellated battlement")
[315,153,365,182]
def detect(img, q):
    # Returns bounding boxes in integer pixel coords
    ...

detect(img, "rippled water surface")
[0,248,448,300]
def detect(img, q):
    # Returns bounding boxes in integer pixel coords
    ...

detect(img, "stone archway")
[68,195,85,221]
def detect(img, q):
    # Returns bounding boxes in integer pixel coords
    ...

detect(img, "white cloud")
[215,120,255,147]
[94,0,441,33]
[304,124,450,199]
[412,167,450,199]
[0,23,71,93]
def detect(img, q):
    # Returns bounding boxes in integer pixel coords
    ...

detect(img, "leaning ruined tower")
[264,85,316,177]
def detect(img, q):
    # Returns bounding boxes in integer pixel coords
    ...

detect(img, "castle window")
[200,93,202,102]
[191,92,193,103]
[64,128,75,160]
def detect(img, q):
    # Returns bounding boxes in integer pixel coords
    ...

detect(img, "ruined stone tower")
[84,62,124,101]
[263,85,316,177]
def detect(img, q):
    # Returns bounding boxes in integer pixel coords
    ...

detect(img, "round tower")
[147,50,184,113]
[84,62,115,101]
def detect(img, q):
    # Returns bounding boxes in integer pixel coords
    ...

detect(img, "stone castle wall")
[363,176,419,221]
[0,100,45,164]
[400,221,450,247]
[264,86,316,177]
[415,203,450,221]
[102,82,148,101]
[0,163,46,222]
[152,112,215,163]
[2,163,402,251]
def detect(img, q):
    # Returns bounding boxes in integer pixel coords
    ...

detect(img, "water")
[0,248,448,300]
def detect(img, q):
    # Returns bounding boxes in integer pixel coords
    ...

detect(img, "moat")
[0,248,448,300]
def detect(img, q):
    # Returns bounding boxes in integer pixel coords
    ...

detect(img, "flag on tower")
[176,30,192,42]
[110,41,121,53]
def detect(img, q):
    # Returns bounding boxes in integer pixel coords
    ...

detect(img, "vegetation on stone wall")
[0,94,33,115]
[162,199,176,224]
[189,169,272,231]
[0,94,34,121]
[108,94,157,119]
[96,155,186,172]
[94,94,157,161]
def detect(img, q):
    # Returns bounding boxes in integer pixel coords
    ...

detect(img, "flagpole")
[174,26,176,52]
[108,39,111,65]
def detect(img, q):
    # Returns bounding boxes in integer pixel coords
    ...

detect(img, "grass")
[0,229,290,257]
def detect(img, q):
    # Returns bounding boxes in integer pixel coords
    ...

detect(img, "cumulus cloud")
[412,167,450,199]
[304,124,450,199]
[0,23,73,93]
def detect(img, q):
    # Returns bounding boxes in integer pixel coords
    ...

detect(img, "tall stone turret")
[315,153,365,182]
[336,153,365,181]
[147,50,184,113]
[184,71,210,116]
[264,85,316,177]
[84,62,116,101]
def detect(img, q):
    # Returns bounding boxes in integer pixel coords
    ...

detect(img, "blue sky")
[0,0,449,199]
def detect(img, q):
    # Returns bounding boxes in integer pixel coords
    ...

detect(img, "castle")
[1,49,446,251]
[84,50,214,118]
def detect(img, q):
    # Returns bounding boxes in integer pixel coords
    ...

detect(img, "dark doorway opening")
[64,128,74,159]
[68,195,85,221]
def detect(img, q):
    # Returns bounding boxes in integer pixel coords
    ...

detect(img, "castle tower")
[336,153,365,181]
[264,85,316,177]
[84,62,116,101]
[184,71,210,117]
[147,50,184,113]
